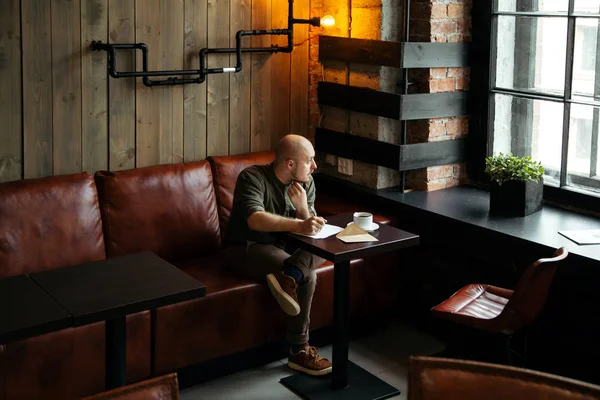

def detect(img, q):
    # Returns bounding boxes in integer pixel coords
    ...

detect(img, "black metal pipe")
[91,0,310,87]
[288,0,295,52]
[145,76,205,87]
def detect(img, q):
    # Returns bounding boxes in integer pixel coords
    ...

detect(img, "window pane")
[493,94,563,187]
[495,16,567,96]
[498,0,568,12]
[575,0,600,14]
[567,104,600,193]
[572,18,599,102]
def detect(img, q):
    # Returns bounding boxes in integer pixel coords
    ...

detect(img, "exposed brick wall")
[307,0,471,191]
[406,0,472,191]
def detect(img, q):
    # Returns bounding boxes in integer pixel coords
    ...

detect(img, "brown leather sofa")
[0,173,150,399]
[0,151,399,399]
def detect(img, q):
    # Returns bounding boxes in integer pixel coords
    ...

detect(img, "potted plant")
[485,153,544,217]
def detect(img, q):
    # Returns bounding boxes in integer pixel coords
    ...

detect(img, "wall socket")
[338,157,353,176]
[325,153,337,166]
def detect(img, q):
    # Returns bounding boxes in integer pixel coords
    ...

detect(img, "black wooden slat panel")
[318,35,402,68]
[315,128,401,170]
[401,138,466,170]
[319,82,468,120]
[315,128,467,171]
[402,43,469,68]
[401,92,468,120]
[318,82,401,120]
[318,37,469,69]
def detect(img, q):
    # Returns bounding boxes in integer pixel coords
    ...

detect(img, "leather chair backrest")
[81,373,179,400]
[208,151,275,235]
[95,161,220,261]
[408,356,600,400]
[503,247,568,333]
[0,173,106,277]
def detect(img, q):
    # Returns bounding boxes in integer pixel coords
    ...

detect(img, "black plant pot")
[489,179,543,217]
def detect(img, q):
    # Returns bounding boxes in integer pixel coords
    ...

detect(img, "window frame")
[469,0,600,215]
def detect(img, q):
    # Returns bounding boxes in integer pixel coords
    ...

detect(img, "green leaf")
[485,153,544,185]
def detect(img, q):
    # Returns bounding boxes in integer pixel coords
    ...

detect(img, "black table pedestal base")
[280,361,400,400]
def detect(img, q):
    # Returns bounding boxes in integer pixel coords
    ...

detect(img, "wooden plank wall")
[0,0,310,183]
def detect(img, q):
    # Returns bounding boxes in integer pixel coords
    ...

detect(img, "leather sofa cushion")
[154,254,269,373]
[0,173,105,277]
[208,151,275,234]
[95,161,221,261]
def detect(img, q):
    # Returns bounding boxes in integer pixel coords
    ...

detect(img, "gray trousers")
[228,241,325,345]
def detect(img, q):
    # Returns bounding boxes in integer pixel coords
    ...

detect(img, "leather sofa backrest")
[408,356,600,400]
[95,161,221,261]
[208,151,275,235]
[0,173,106,277]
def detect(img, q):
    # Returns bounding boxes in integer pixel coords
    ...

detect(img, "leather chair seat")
[431,284,514,332]
[430,247,569,364]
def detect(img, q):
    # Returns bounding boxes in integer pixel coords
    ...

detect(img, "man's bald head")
[275,134,313,165]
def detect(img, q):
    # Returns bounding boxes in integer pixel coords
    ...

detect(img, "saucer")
[347,222,379,232]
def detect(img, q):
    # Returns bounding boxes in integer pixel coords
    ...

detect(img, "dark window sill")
[314,173,600,264]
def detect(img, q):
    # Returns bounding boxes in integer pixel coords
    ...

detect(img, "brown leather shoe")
[288,345,332,376]
[266,271,300,316]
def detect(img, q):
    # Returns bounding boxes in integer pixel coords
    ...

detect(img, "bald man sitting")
[226,134,332,376]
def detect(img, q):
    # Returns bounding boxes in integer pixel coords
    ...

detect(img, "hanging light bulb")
[320,15,336,28]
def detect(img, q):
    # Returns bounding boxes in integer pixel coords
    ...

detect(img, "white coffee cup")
[353,212,373,231]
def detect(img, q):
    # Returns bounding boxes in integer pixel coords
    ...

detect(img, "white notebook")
[292,224,344,239]
[558,229,600,245]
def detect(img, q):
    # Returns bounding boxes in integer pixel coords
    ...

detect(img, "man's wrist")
[293,219,303,232]
[296,206,309,215]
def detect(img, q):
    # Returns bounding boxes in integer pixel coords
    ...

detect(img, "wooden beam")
[401,92,468,120]
[318,82,468,120]
[315,128,467,171]
[402,43,469,68]
[318,82,401,120]
[318,36,469,68]
[315,128,401,170]
[400,139,467,170]
[318,36,402,68]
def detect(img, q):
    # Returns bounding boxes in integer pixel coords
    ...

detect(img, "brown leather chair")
[80,373,179,400]
[408,356,600,400]
[430,247,568,364]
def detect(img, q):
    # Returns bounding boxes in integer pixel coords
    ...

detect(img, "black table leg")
[280,261,400,400]
[106,316,126,389]
[332,260,350,389]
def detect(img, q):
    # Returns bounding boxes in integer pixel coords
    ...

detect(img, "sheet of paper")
[558,229,600,245]
[337,233,378,243]
[292,224,344,239]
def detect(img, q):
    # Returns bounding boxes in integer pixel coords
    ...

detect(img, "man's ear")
[286,159,295,169]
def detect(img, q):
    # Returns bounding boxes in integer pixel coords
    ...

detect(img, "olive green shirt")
[225,163,317,245]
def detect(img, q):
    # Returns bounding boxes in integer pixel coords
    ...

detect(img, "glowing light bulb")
[320,15,335,28]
